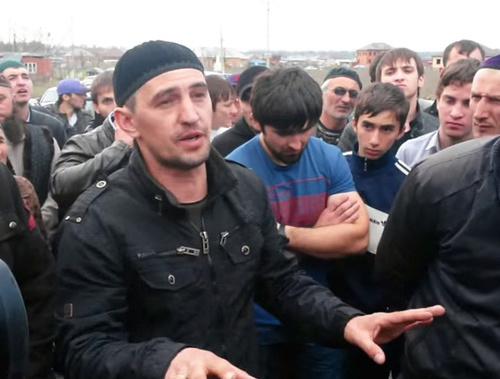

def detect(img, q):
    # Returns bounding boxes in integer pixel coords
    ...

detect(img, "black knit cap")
[323,67,362,89]
[113,40,205,107]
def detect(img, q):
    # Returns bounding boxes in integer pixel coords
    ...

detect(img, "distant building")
[193,47,249,71]
[431,55,443,69]
[0,52,53,79]
[356,43,392,66]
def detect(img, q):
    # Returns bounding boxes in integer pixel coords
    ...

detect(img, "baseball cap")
[57,79,86,96]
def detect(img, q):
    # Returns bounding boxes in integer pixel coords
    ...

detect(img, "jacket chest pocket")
[136,254,197,291]
[220,224,264,265]
[133,250,207,318]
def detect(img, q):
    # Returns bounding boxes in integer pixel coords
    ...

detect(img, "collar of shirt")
[425,130,441,153]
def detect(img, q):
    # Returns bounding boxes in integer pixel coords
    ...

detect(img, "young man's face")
[116,68,212,171]
[212,96,239,129]
[64,93,86,111]
[447,47,484,66]
[322,77,360,120]
[259,124,314,165]
[353,110,404,160]
[239,90,260,133]
[471,68,500,137]
[2,66,33,105]
[379,58,423,100]
[0,86,14,124]
[93,86,116,119]
[437,82,473,142]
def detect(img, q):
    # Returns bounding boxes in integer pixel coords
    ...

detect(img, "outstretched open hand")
[344,305,445,364]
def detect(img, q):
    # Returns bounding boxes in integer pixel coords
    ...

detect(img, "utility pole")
[220,27,225,74]
[266,0,270,67]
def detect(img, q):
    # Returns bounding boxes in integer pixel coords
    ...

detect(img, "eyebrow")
[471,92,500,101]
[151,81,207,102]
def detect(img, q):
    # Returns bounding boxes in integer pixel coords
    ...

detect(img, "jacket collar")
[350,143,395,172]
[128,145,238,213]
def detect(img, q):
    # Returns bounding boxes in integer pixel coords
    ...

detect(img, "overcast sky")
[2,0,497,53]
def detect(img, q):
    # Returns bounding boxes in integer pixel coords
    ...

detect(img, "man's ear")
[396,125,406,140]
[62,94,71,102]
[352,117,358,133]
[418,74,425,88]
[92,103,100,114]
[114,106,139,138]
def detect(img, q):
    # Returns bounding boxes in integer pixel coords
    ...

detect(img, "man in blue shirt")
[228,67,369,379]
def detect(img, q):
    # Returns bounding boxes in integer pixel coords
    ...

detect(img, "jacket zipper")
[364,158,368,172]
[198,217,227,357]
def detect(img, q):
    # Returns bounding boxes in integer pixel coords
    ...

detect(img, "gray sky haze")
[3,0,497,53]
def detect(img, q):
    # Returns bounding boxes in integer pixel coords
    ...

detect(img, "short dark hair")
[354,83,409,131]
[205,75,236,112]
[369,53,385,83]
[251,67,322,135]
[435,58,480,99]
[376,48,424,81]
[442,40,485,67]
[91,71,114,104]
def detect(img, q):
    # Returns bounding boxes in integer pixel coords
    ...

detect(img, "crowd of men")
[0,38,499,379]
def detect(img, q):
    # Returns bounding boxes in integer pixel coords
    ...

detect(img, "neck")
[146,158,208,204]
[319,113,348,131]
[438,127,473,149]
[58,102,75,119]
[402,96,418,132]
[16,102,29,121]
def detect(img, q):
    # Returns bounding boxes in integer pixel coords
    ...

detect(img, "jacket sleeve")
[0,165,56,379]
[51,133,130,214]
[249,174,363,347]
[375,166,439,309]
[337,122,358,153]
[56,209,187,379]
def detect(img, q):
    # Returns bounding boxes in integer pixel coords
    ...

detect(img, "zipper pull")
[177,246,200,256]
[364,158,367,172]
[154,194,162,215]
[220,231,229,247]
[200,231,209,255]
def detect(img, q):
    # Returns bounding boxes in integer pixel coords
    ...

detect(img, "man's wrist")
[278,223,287,238]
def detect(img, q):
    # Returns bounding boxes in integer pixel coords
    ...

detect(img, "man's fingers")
[207,357,256,379]
[384,305,445,326]
[355,336,386,365]
[328,193,349,207]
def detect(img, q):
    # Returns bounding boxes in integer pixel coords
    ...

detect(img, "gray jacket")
[51,117,131,218]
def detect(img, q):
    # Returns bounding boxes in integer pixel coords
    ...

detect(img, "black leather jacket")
[51,117,131,218]
[0,164,56,379]
[55,148,362,379]
[377,136,500,378]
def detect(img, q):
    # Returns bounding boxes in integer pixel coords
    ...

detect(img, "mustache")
[2,115,26,144]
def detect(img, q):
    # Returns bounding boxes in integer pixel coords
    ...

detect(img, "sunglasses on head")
[333,87,359,99]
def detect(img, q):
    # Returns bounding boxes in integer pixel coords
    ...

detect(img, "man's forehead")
[142,69,206,92]
[383,58,416,69]
[327,76,360,88]
[3,66,29,75]
[473,68,500,87]
[0,86,12,96]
